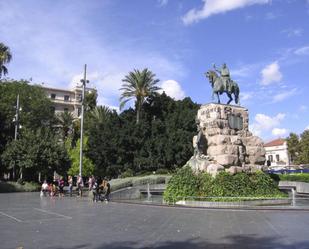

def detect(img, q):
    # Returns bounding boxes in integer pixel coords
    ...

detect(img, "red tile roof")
[264,138,285,147]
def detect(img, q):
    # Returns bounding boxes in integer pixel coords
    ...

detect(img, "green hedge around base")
[163,167,286,203]
[270,173,309,183]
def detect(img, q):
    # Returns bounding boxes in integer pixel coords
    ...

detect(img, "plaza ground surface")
[0,193,309,249]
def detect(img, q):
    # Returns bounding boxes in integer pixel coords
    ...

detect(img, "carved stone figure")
[214,63,232,93]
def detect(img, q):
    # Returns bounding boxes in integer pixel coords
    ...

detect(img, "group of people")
[40,175,110,202]
[41,176,65,197]
[88,175,111,202]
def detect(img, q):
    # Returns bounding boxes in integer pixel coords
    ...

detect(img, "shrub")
[156,168,170,175]
[0,181,40,193]
[120,169,134,178]
[163,166,200,203]
[276,173,309,183]
[163,169,286,203]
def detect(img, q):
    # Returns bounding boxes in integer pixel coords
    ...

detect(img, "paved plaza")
[0,193,309,249]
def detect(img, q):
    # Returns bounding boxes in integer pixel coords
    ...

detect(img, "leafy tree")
[0,80,55,176]
[86,93,199,178]
[286,132,300,164]
[0,42,12,78]
[298,130,309,164]
[119,68,160,124]
[1,128,70,181]
[87,107,122,178]
[66,137,94,177]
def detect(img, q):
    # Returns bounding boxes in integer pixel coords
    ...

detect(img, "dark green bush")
[163,166,200,203]
[0,181,40,193]
[276,173,309,183]
[164,169,286,203]
[156,168,170,175]
[120,169,134,178]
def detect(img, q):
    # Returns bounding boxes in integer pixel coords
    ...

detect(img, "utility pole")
[14,94,20,140]
[12,94,20,180]
[79,64,89,178]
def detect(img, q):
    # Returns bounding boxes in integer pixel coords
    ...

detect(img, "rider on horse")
[213,63,232,94]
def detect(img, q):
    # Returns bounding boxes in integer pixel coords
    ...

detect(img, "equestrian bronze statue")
[205,63,240,105]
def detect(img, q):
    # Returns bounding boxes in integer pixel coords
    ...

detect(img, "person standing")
[77,175,84,197]
[68,175,73,197]
[58,176,65,197]
[103,178,111,202]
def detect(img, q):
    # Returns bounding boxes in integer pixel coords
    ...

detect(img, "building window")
[268,155,273,162]
[77,108,81,117]
[50,93,56,99]
[64,108,69,112]
[276,154,280,162]
[64,95,70,101]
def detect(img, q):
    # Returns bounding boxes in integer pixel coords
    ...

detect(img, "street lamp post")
[12,94,20,180]
[79,64,89,178]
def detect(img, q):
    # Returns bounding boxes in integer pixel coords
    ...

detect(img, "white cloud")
[294,46,309,56]
[265,12,279,20]
[282,28,303,37]
[159,80,185,100]
[300,105,307,112]
[305,125,309,130]
[158,0,168,7]
[272,88,297,103]
[240,92,253,101]
[182,0,270,25]
[250,113,285,136]
[261,61,282,85]
[272,128,288,136]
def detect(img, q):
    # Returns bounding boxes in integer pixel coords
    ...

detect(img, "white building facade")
[264,138,291,169]
[41,85,96,118]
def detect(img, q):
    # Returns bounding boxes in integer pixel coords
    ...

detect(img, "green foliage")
[155,168,171,175]
[86,93,199,179]
[163,168,285,203]
[0,42,12,78]
[66,136,94,177]
[119,68,160,123]
[297,130,309,164]
[0,181,40,193]
[0,80,54,166]
[163,166,200,203]
[121,169,134,178]
[286,130,309,164]
[1,128,70,181]
[55,111,74,140]
[286,133,300,164]
[273,173,309,183]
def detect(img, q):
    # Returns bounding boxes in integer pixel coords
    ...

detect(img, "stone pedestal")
[187,103,266,176]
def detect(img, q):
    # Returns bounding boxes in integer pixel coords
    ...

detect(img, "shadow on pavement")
[88,235,307,249]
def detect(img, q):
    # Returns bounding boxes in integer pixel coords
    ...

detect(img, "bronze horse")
[205,70,239,105]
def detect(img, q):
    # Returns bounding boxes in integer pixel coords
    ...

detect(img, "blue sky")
[1,0,309,141]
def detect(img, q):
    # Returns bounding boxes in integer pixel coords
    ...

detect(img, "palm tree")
[88,106,111,127]
[56,111,74,139]
[0,43,12,78]
[119,68,160,124]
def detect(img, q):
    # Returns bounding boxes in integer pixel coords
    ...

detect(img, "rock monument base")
[187,103,266,176]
